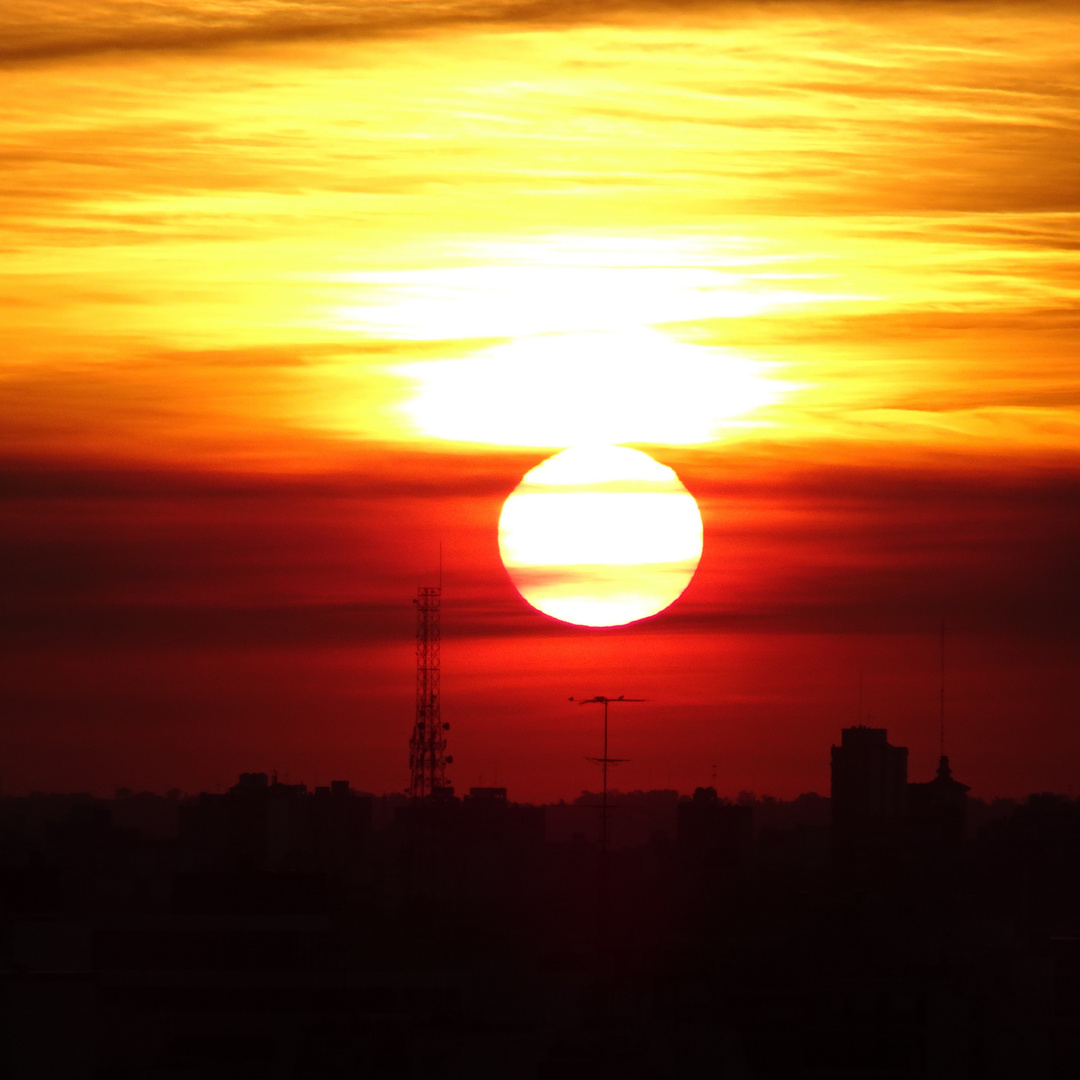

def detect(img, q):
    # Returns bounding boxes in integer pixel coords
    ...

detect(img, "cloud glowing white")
[397,328,784,447]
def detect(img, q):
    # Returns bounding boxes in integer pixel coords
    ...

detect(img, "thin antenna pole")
[939,619,946,758]
[601,698,609,851]
[438,540,443,591]
[573,694,644,970]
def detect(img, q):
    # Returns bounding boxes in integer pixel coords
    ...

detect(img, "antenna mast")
[409,585,449,800]
[573,694,644,965]
[939,619,946,758]
[575,696,644,857]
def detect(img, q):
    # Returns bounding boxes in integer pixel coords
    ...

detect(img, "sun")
[498,445,703,627]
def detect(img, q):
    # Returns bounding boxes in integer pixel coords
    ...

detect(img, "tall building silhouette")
[830,726,908,857]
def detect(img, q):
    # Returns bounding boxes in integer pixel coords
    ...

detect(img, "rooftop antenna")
[857,664,864,725]
[939,619,946,759]
[571,695,645,857]
[570,694,645,968]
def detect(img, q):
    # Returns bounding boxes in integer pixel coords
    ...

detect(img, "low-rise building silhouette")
[676,786,753,867]
[7,751,1080,1078]
[908,755,970,847]
[177,772,372,872]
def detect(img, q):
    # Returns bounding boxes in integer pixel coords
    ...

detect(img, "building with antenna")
[905,620,970,859]
[908,755,970,855]
[830,724,971,873]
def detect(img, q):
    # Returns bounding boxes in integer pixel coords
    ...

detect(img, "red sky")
[2,1,1078,801]
[3,443,1077,801]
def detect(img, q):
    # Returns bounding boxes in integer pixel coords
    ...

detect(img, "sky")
[2,0,1078,801]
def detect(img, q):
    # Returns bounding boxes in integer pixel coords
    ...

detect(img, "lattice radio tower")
[408,585,450,800]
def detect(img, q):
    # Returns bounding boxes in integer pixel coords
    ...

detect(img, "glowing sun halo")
[499,445,703,627]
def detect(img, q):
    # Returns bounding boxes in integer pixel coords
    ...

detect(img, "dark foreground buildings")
[830,725,909,858]
[2,738,1079,1078]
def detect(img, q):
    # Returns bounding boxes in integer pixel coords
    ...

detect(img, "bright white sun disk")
[499,445,703,627]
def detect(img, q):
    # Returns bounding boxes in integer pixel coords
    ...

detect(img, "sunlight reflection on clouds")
[393,328,790,447]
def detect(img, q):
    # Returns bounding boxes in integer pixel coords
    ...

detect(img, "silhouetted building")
[908,755,970,863]
[677,786,753,866]
[178,772,371,871]
[466,786,507,802]
[7,767,1080,1078]
[462,786,508,839]
[830,726,907,858]
[234,771,269,793]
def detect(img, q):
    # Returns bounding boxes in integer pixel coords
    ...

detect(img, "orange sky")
[2,1,1079,800]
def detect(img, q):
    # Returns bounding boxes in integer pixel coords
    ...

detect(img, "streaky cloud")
[1,0,1041,66]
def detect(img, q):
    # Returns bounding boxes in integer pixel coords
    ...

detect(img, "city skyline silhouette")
[3,1,1079,1074]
